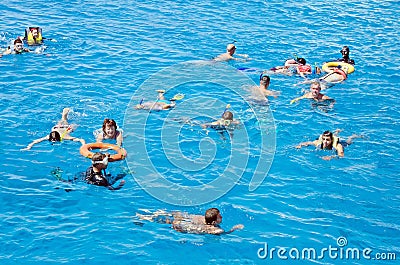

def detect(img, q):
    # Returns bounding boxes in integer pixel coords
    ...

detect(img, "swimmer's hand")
[224,224,244,234]
[135,104,144,110]
[290,99,298,104]
[232,224,244,230]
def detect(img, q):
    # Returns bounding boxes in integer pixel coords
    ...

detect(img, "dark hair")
[92,152,106,162]
[341,46,350,53]
[205,208,220,225]
[260,74,270,82]
[222,111,233,120]
[102,119,117,132]
[14,38,23,45]
[48,131,61,142]
[321,131,334,149]
[296,58,306,65]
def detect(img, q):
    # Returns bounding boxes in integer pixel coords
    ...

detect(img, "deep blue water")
[1,0,399,264]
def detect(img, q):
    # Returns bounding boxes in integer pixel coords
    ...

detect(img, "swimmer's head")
[91,152,109,167]
[227,43,236,51]
[31,27,39,37]
[296,58,306,65]
[321,131,334,150]
[48,131,61,142]
[205,208,222,225]
[341,46,350,56]
[227,43,236,55]
[102,118,117,138]
[222,110,234,121]
[260,73,271,87]
[13,38,24,53]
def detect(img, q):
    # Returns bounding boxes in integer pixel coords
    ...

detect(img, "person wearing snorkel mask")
[85,152,125,190]
[336,46,355,65]
[21,108,86,150]
[201,110,240,139]
[257,73,280,98]
[3,38,30,55]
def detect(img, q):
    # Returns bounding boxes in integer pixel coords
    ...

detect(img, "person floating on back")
[135,90,177,111]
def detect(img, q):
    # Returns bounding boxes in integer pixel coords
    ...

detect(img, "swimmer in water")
[256,73,280,98]
[334,46,355,65]
[3,38,30,55]
[290,82,334,104]
[84,152,125,190]
[21,108,85,150]
[96,118,123,147]
[213,43,249,62]
[136,208,244,235]
[201,110,240,139]
[296,130,363,160]
[135,90,176,111]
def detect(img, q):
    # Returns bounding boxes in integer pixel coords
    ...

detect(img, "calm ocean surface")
[1,0,399,264]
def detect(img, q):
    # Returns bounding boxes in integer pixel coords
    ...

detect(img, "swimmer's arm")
[263,89,280,98]
[116,131,123,147]
[3,47,12,55]
[211,224,244,235]
[107,180,125,191]
[96,133,104,143]
[201,120,219,129]
[21,136,48,150]
[295,140,316,149]
[63,135,86,145]
[236,54,250,61]
[290,95,306,104]
[322,144,344,160]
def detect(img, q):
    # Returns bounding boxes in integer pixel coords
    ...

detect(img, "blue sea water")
[1,0,399,264]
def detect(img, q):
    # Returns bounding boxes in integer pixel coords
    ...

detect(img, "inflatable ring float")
[80,143,127,162]
[322,61,355,74]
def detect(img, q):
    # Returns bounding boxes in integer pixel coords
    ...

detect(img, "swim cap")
[227,44,236,51]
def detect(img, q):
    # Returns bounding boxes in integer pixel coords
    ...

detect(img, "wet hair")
[205,208,220,225]
[296,58,306,65]
[14,38,23,45]
[310,81,321,90]
[102,118,117,132]
[341,46,350,53]
[259,73,270,82]
[321,131,334,149]
[48,131,61,142]
[92,152,106,164]
[222,111,234,120]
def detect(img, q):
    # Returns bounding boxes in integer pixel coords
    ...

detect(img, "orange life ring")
[80,143,127,162]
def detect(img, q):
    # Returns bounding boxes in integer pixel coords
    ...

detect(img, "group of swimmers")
[0,27,47,57]
[214,43,361,160]
[14,28,360,233]
[21,108,126,190]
